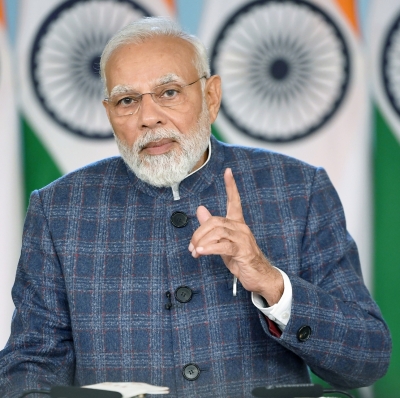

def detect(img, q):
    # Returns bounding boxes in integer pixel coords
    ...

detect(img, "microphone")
[251,383,355,398]
[18,382,170,397]
[252,384,323,397]
[51,386,122,398]
[18,386,122,398]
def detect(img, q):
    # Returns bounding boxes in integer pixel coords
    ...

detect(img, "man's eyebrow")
[157,73,182,85]
[109,85,137,97]
[109,74,183,97]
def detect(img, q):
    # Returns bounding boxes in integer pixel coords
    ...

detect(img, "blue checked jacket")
[0,137,391,397]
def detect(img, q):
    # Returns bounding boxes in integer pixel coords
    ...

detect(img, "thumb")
[196,205,212,225]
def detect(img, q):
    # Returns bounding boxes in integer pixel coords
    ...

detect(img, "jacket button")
[170,211,189,228]
[175,286,193,303]
[182,363,200,381]
[297,325,312,342]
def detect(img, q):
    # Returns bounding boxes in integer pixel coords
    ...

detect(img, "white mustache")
[136,129,182,151]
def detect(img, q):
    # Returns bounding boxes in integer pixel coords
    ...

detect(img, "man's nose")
[136,93,167,129]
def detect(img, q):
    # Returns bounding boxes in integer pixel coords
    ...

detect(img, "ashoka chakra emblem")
[30,0,151,139]
[382,12,400,120]
[210,0,351,142]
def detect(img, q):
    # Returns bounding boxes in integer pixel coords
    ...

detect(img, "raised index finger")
[224,168,244,222]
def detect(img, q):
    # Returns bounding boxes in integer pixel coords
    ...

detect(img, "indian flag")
[18,0,175,205]
[0,0,23,348]
[369,0,400,396]
[199,0,371,395]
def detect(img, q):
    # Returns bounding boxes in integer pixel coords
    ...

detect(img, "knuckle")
[224,241,238,256]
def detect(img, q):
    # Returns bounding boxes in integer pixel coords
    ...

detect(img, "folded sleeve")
[0,190,75,398]
[252,268,292,330]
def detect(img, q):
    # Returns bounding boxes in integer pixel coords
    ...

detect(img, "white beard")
[115,103,210,187]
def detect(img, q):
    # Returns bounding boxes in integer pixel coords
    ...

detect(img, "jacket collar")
[124,135,225,201]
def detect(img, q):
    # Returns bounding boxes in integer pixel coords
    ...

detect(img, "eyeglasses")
[104,76,207,117]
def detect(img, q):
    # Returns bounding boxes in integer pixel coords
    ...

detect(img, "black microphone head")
[252,383,324,397]
[50,385,122,398]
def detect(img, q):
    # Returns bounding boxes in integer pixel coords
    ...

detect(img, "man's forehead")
[110,36,196,68]
[109,73,183,96]
[106,37,198,95]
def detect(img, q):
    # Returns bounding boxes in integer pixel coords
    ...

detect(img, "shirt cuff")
[251,267,292,331]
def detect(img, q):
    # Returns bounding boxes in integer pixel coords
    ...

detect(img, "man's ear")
[204,75,222,124]
[102,99,112,122]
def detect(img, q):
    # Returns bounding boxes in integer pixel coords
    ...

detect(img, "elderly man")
[0,17,391,398]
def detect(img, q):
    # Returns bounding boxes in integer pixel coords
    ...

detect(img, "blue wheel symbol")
[382,12,400,119]
[30,0,151,139]
[210,0,351,142]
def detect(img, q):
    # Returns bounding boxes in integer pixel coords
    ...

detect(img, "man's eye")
[162,89,179,99]
[117,97,138,106]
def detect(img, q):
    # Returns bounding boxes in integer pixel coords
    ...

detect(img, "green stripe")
[373,105,400,398]
[22,116,62,207]
[211,123,227,142]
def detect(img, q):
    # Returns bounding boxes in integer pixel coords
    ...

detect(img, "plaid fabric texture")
[0,137,391,397]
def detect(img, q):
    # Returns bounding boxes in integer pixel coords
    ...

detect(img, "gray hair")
[100,17,211,95]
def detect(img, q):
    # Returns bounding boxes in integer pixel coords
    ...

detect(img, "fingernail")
[188,242,194,252]
[191,249,197,258]
[196,247,204,253]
